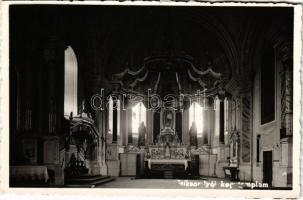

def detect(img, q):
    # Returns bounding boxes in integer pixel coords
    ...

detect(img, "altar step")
[148,168,188,179]
[163,171,174,179]
[65,175,115,187]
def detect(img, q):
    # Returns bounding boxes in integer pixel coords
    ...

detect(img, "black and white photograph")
[0,1,301,198]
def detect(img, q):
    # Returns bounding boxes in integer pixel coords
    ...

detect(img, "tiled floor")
[97,177,254,189]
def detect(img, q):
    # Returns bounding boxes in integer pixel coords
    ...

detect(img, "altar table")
[147,159,188,170]
[10,165,49,183]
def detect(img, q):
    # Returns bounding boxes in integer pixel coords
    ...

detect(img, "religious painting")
[162,109,175,131]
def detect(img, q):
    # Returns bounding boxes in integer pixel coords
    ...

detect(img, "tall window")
[64,46,78,117]
[108,96,113,135]
[224,98,229,133]
[189,102,203,137]
[219,101,224,143]
[132,102,146,138]
[261,44,275,124]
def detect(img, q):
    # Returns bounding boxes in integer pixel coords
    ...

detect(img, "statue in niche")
[138,122,146,147]
[189,122,198,147]
[229,131,240,167]
[69,153,77,167]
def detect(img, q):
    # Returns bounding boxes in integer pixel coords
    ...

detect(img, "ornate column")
[241,92,252,163]
[278,42,293,187]
[280,43,293,138]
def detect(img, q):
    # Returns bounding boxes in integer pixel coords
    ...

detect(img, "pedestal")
[43,136,64,185]
[106,143,121,176]
[107,160,120,176]
[120,153,137,176]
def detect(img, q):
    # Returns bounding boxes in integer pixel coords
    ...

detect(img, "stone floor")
[97,177,264,189]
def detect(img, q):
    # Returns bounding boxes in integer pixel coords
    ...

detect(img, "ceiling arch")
[91,7,243,98]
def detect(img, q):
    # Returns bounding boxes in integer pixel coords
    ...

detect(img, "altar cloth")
[10,165,49,183]
[147,159,188,170]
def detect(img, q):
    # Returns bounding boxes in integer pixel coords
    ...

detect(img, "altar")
[145,141,191,178]
[147,159,188,170]
[144,113,192,178]
[10,165,50,186]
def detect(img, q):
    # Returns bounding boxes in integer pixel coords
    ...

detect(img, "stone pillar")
[153,112,160,144]
[182,109,189,145]
[208,98,214,146]
[112,101,118,143]
[277,42,293,187]
[43,136,63,185]
[214,95,230,176]
[201,98,209,145]
[106,143,120,177]
[281,58,293,137]
[106,101,112,144]
[146,110,154,145]
[117,100,122,146]
[213,95,220,148]
[101,108,108,176]
[127,106,133,144]
[107,97,122,176]
[241,94,251,163]
[176,111,183,143]
[224,97,229,145]
[121,108,127,146]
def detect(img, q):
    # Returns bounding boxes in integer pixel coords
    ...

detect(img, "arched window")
[64,46,78,117]
[189,102,203,137]
[261,44,275,124]
[132,102,146,138]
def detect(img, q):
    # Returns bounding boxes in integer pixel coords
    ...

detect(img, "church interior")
[9,5,293,188]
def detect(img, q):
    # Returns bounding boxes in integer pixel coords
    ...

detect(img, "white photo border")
[0,1,301,198]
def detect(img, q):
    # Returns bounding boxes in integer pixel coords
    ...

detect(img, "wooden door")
[263,151,273,186]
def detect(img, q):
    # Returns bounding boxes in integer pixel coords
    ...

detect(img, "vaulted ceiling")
[10,5,293,97]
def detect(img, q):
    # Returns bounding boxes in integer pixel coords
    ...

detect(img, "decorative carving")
[190,146,211,155]
[147,146,188,160]
[280,42,293,137]
[155,130,180,146]
[111,53,229,97]
[125,144,144,154]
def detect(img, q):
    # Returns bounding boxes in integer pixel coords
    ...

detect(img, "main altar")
[144,109,193,178]
[111,52,232,179]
